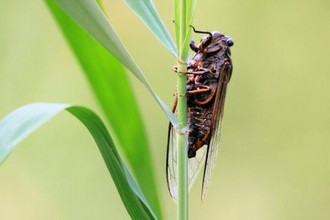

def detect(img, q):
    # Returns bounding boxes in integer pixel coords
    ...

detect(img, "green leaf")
[53,0,178,127]
[45,0,162,217]
[124,0,177,56]
[174,0,196,60]
[0,103,156,220]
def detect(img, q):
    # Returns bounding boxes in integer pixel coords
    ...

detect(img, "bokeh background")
[1,0,330,219]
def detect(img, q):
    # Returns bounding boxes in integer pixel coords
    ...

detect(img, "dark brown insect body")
[186,30,233,158]
[167,27,234,200]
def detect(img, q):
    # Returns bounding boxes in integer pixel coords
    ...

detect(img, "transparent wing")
[166,124,206,200]
[201,73,229,201]
[166,123,178,199]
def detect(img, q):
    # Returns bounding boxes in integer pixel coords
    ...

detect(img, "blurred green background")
[1,0,330,219]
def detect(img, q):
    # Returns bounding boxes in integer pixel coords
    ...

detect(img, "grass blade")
[124,0,177,56]
[45,0,162,217]
[174,0,196,60]
[54,0,178,127]
[0,103,156,220]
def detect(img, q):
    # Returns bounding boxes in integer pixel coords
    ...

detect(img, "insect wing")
[166,123,177,199]
[166,124,206,200]
[201,70,229,201]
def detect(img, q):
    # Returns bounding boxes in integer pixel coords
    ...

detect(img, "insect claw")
[172,66,190,75]
[179,92,187,97]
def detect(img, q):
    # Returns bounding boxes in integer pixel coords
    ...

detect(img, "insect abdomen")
[187,105,213,158]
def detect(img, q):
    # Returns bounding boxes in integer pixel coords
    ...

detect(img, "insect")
[166,26,234,201]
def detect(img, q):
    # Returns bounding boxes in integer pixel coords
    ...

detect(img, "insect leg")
[172,96,178,112]
[171,66,208,75]
[190,39,199,53]
[172,64,214,78]
[187,82,211,94]
[205,44,222,54]
[187,88,211,94]
[189,67,212,75]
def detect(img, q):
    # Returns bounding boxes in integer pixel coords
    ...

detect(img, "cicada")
[166,26,234,201]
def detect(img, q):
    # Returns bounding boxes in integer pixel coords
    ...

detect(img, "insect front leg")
[171,66,210,75]
[187,75,212,94]
[171,65,196,74]
[187,83,211,95]
[188,67,213,76]
[205,44,222,54]
[172,64,214,76]
[190,39,199,53]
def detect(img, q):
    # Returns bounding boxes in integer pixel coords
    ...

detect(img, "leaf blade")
[45,0,163,216]
[124,0,177,56]
[0,103,156,220]
[54,0,178,127]
[174,0,196,60]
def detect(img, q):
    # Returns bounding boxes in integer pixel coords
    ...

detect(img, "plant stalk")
[175,0,190,218]
[176,60,188,220]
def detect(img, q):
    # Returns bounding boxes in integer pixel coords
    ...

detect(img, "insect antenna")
[189,25,212,36]
[189,25,213,51]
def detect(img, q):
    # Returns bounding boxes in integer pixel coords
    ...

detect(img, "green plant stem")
[176,61,188,220]
[175,0,190,218]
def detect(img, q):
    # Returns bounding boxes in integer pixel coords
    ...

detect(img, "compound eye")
[226,38,234,47]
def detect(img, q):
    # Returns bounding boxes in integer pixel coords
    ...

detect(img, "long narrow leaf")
[124,0,177,56]
[0,103,156,220]
[174,0,196,60]
[54,0,178,127]
[182,0,196,58]
[45,0,162,216]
